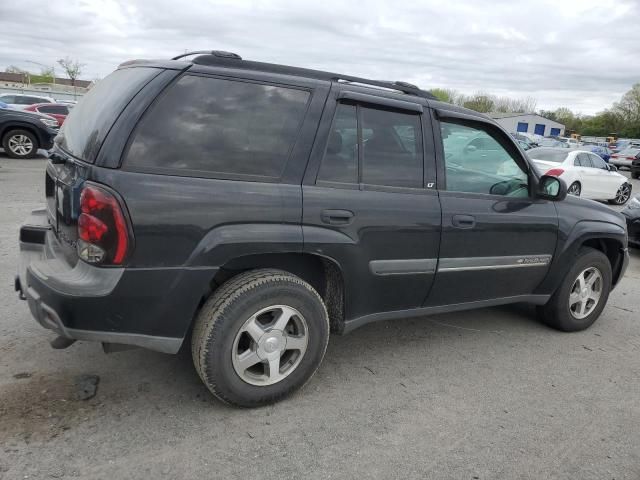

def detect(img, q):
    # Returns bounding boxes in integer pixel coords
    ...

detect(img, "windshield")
[618,148,640,156]
[527,148,568,163]
[58,67,159,162]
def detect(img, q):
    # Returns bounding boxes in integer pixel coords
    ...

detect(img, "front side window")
[317,102,423,189]
[577,153,593,168]
[125,75,310,179]
[590,154,608,170]
[440,121,528,196]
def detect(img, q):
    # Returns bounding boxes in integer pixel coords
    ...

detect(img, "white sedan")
[527,147,632,205]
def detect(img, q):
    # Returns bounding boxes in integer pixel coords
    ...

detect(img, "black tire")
[608,183,632,205]
[192,269,329,407]
[2,129,39,159]
[567,181,581,196]
[537,247,612,332]
[632,171,639,180]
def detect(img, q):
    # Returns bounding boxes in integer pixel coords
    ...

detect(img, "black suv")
[16,51,629,407]
[1,108,59,158]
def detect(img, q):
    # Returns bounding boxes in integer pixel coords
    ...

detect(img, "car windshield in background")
[527,148,568,162]
[58,67,159,162]
[618,148,640,157]
[539,138,566,148]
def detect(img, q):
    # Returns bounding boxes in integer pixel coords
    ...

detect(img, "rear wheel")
[632,171,639,180]
[2,129,38,159]
[609,183,632,205]
[537,247,611,332]
[567,182,581,196]
[191,269,329,407]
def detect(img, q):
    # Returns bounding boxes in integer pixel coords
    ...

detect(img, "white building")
[488,113,565,137]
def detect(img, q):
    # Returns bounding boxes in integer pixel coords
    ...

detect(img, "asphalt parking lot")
[1,154,639,479]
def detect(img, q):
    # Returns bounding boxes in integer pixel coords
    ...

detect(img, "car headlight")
[39,118,59,128]
[628,197,640,209]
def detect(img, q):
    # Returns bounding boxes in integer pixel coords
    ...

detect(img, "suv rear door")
[427,109,558,306]
[302,86,441,325]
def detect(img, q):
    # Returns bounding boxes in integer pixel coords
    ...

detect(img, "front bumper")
[16,209,216,353]
[622,212,640,248]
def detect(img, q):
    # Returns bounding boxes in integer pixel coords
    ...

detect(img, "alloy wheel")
[614,184,631,205]
[7,134,34,157]
[568,183,581,196]
[231,305,308,386]
[568,267,603,320]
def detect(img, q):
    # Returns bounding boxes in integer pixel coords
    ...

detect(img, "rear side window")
[577,153,593,167]
[124,75,310,180]
[317,102,423,189]
[39,105,68,115]
[59,67,159,162]
[361,107,422,188]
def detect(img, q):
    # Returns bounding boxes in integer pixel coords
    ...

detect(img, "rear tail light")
[77,183,132,265]
[545,168,565,177]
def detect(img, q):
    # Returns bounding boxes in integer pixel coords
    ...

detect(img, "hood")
[0,108,57,122]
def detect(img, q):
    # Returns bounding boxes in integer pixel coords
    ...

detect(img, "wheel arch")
[200,252,347,334]
[536,220,627,296]
[0,122,43,147]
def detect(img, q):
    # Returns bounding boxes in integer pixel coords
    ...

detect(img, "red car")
[23,103,71,127]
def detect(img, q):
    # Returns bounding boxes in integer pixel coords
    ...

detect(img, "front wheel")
[2,129,39,159]
[609,183,632,205]
[191,269,330,407]
[567,182,581,196]
[537,247,611,332]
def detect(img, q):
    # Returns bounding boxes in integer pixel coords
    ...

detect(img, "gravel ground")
[1,154,639,479]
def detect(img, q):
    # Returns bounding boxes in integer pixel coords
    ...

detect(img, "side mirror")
[608,164,618,172]
[464,145,478,154]
[537,175,567,201]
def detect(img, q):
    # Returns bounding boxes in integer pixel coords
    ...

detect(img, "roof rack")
[172,50,242,61]
[186,52,435,100]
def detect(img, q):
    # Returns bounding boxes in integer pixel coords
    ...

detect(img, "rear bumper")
[16,209,216,353]
[610,158,632,168]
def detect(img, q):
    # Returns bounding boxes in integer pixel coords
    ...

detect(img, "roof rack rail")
[172,50,242,61]
[188,53,435,100]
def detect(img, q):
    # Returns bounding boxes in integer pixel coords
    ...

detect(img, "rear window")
[58,67,159,162]
[123,75,310,180]
[527,148,568,163]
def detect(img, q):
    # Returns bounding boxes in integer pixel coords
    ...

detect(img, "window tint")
[317,104,358,183]
[125,75,310,179]
[61,67,159,162]
[39,105,67,114]
[577,153,593,167]
[590,154,608,169]
[361,107,422,188]
[441,121,528,196]
[0,95,15,103]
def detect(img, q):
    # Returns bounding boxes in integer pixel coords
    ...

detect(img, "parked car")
[517,139,532,151]
[630,156,640,180]
[511,132,538,148]
[610,147,640,170]
[16,51,629,407]
[587,145,612,162]
[0,108,59,158]
[527,147,632,205]
[539,138,570,148]
[24,103,71,126]
[621,196,640,247]
[560,137,581,147]
[0,93,55,110]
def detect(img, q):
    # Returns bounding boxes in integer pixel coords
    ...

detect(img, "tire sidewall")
[3,129,38,159]
[551,249,612,331]
[201,277,328,406]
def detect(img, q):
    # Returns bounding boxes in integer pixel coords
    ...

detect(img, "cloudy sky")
[1,0,638,114]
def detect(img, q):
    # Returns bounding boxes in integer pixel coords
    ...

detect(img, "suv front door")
[426,111,558,306]
[302,88,441,325]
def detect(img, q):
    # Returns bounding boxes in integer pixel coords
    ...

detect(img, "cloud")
[1,0,638,114]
